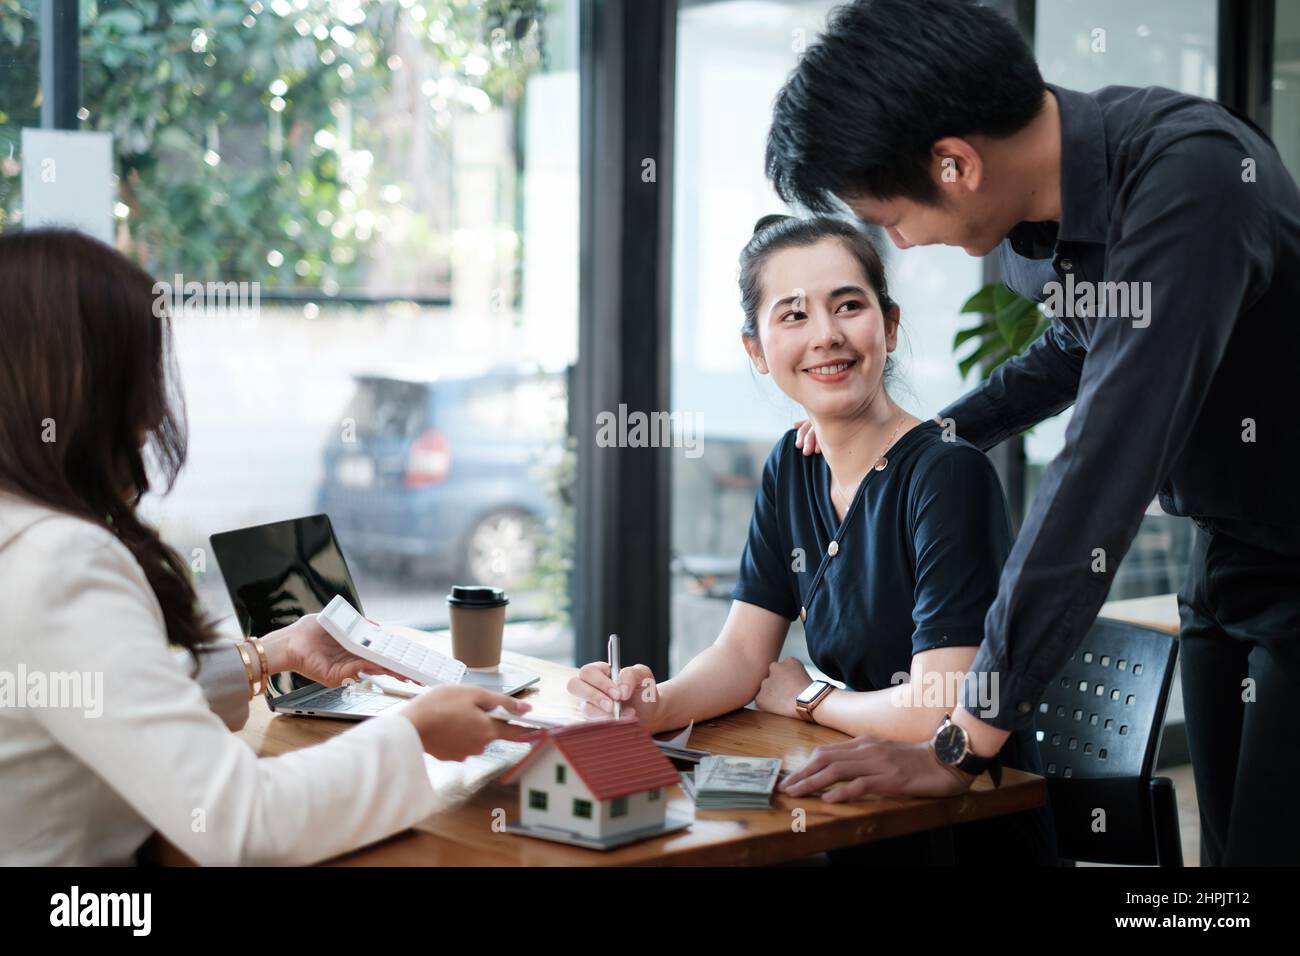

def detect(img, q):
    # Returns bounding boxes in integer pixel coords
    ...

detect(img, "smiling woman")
[738,213,899,395]
[567,214,1058,866]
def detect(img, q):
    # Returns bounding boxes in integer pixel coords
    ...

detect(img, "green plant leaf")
[960,283,997,314]
[953,316,997,349]
[1011,309,1049,352]
[956,335,1009,380]
[952,283,1047,382]
[995,294,1037,347]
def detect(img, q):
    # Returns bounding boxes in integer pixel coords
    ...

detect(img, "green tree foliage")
[0,0,547,284]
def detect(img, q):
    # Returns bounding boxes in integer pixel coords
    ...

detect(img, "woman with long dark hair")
[0,229,529,865]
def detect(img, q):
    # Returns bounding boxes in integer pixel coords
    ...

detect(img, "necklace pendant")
[874,456,888,471]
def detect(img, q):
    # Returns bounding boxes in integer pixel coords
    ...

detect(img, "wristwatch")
[795,680,835,722]
[931,714,1003,787]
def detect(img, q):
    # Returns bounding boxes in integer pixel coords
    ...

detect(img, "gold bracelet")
[236,643,260,698]
[248,637,270,695]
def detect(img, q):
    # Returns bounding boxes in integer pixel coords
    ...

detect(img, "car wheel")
[464,509,541,590]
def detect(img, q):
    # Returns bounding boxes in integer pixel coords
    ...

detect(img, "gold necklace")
[830,413,908,513]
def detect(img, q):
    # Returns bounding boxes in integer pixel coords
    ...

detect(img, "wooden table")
[1100,593,1180,635]
[152,627,1044,866]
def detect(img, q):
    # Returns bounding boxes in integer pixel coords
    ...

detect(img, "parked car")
[316,367,565,589]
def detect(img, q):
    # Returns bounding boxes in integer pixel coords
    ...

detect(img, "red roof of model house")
[501,716,681,800]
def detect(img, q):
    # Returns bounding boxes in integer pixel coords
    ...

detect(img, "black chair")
[1034,617,1183,866]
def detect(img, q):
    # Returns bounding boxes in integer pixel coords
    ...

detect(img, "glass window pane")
[1031,0,1216,600]
[670,0,982,674]
[0,0,40,228]
[1035,0,1217,97]
[79,0,579,657]
[1273,0,1300,179]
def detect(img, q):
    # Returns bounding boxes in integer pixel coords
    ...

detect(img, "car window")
[343,379,429,441]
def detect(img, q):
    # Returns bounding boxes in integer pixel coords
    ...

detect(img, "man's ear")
[742,334,770,374]
[884,304,901,353]
[931,136,983,193]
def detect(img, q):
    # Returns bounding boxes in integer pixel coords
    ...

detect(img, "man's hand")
[792,420,821,456]
[795,415,946,456]
[778,735,976,802]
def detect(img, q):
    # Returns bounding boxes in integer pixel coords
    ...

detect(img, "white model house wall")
[518,748,668,839]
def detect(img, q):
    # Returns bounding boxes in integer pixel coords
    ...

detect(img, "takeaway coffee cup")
[447,585,509,668]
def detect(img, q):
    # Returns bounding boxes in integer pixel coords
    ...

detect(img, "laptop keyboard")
[300,686,400,716]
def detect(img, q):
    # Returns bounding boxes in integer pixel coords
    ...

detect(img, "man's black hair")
[766,0,1045,213]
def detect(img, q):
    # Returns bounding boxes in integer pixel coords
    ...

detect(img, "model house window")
[648,788,661,801]
[555,764,566,785]
[529,790,548,811]
[611,797,628,818]
[573,798,593,819]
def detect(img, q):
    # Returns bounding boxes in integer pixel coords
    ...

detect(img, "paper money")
[682,755,782,809]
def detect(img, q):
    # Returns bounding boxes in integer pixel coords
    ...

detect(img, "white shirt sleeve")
[173,644,251,732]
[14,519,443,866]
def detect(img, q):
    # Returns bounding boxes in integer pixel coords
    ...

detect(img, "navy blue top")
[732,421,1056,863]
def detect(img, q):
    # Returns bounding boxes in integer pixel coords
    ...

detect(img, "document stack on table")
[679,755,782,809]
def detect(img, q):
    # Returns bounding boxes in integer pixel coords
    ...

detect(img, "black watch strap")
[937,715,1005,787]
[955,748,1004,788]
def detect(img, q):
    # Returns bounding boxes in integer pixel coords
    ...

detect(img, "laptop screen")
[209,514,362,641]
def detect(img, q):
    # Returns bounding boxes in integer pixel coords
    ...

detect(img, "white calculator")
[318,595,467,687]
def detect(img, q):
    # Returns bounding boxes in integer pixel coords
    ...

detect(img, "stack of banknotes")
[679,755,782,809]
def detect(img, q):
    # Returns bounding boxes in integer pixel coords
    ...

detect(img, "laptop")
[209,514,540,721]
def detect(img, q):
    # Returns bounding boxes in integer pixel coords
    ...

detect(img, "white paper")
[661,720,695,749]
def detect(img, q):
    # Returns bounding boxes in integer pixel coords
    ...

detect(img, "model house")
[501,717,682,842]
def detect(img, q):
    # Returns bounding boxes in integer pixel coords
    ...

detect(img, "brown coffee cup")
[447,585,508,668]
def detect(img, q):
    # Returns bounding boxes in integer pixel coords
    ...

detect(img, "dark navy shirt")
[733,422,1010,690]
[940,83,1300,731]
[732,421,1055,863]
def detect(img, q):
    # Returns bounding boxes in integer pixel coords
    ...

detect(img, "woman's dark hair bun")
[752,213,792,236]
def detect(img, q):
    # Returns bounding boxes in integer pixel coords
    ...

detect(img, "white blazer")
[0,491,443,865]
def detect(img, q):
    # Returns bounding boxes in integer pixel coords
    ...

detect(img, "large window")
[2,0,581,656]
[0,1,39,225]
[1029,0,1218,601]
[1272,0,1300,179]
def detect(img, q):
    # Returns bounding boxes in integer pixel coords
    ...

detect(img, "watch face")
[797,681,826,704]
[934,723,968,765]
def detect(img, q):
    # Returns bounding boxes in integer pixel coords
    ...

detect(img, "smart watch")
[795,680,835,722]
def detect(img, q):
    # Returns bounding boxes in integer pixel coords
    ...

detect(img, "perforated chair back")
[1034,617,1181,865]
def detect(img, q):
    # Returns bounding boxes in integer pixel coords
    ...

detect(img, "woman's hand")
[778,736,975,801]
[755,657,814,719]
[262,614,413,688]
[397,685,531,761]
[566,661,663,729]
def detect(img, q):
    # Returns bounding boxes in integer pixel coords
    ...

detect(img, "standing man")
[770,0,1299,865]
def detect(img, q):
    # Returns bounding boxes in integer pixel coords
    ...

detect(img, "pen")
[608,633,621,719]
